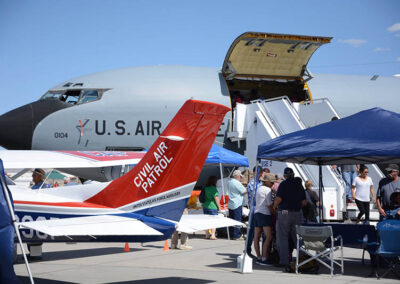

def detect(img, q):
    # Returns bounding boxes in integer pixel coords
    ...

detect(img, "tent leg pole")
[318,165,323,223]
[219,163,230,240]
[0,173,34,284]
[243,160,259,256]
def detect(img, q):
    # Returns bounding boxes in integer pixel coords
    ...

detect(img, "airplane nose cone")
[0,100,72,149]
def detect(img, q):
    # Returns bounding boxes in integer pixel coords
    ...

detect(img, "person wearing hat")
[227,169,247,240]
[246,167,269,257]
[253,173,276,266]
[377,164,400,218]
[31,168,51,190]
[272,167,306,268]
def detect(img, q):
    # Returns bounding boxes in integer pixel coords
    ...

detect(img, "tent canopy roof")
[206,145,249,167]
[257,107,400,165]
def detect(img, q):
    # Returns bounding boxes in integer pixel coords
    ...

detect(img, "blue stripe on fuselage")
[15,198,189,243]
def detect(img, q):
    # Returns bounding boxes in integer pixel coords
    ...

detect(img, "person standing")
[246,167,267,257]
[304,180,319,222]
[377,164,400,219]
[351,165,375,223]
[254,173,275,266]
[341,164,358,202]
[31,168,51,190]
[228,170,247,240]
[171,209,192,250]
[203,176,221,240]
[273,167,306,268]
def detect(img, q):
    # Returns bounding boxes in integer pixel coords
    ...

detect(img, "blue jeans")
[342,171,357,199]
[203,208,218,215]
[229,207,242,239]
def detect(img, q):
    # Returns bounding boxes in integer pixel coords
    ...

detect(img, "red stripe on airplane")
[14,200,111,209]
[57,150,146,162]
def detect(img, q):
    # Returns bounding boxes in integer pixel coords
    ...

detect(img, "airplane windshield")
[79,90,99,103]
[40,89,102,105]
[41,91,64,100]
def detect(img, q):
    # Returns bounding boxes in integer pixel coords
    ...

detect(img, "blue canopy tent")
[203,145,249,240]
[257,107,400,165]
[205,144,249,166]
[204,144,249,206]
[257,107,400,219]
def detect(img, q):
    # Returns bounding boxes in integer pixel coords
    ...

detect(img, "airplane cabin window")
[79,90,99,103]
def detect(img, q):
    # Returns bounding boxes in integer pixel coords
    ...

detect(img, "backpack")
[288,255,319,274]
[199,187,206,203]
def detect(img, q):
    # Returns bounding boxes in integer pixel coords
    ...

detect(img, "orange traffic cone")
[124,242,130,252]
[163,240,169,251]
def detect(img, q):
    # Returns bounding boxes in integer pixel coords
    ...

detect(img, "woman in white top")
[352,165,376,223]
[253,173,275,265]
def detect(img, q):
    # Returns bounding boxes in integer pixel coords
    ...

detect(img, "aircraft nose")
[0,100,72,149]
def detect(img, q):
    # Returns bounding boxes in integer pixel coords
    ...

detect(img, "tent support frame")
[0,172,34,284]
[219,163,230,240]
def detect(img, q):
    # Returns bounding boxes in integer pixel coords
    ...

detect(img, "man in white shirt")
[228,170,247,240]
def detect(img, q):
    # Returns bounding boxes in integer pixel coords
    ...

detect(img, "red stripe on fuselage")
[14,200,111,209]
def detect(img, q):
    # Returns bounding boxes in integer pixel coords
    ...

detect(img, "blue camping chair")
[376,219,400,279]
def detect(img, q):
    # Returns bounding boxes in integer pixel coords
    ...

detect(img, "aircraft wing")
[0,150,145,169]
[176,214,245,234]
[18,215,162,236]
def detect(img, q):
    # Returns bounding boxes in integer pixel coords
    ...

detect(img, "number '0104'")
[54,132,68,138]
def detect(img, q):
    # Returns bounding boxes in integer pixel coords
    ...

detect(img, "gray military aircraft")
[0,32,399,153]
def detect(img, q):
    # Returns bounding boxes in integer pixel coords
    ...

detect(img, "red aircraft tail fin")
[85,100,229,220]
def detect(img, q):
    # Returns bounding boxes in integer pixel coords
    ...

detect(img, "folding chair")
[296,225,344,276]
[376,220,400,279]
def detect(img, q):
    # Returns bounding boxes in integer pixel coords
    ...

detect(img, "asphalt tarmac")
[14,235,398,284]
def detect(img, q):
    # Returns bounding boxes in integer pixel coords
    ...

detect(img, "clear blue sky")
[0,0,399,115]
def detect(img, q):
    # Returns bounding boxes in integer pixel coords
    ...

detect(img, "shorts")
[254,213,272,227]
[203,208,218,215]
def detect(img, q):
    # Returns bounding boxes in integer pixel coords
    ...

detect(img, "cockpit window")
[41,91,64,100]
[39,89,104,105]
[79,90,99,103]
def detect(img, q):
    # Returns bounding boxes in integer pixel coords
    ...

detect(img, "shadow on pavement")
[16,246,148,263]
[106,277,214,283]
[211,252,400,278]
[20,276,76,284]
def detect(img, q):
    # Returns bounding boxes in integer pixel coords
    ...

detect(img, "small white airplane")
[1,31,399,153]
[1,150,146,182]
[5,99,243,244]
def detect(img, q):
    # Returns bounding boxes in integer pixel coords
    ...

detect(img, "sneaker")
[179,244,192,250]
[265,259,274,265]
[233,236,244,241]
[256,259,272,266]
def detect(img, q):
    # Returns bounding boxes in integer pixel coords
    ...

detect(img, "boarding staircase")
[227,97,384,221]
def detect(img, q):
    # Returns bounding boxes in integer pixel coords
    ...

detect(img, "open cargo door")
[221,32,332,133]
[222,32,332,81]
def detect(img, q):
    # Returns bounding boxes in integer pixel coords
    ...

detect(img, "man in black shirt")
[377,164,400,218]
[273,167,306,268]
